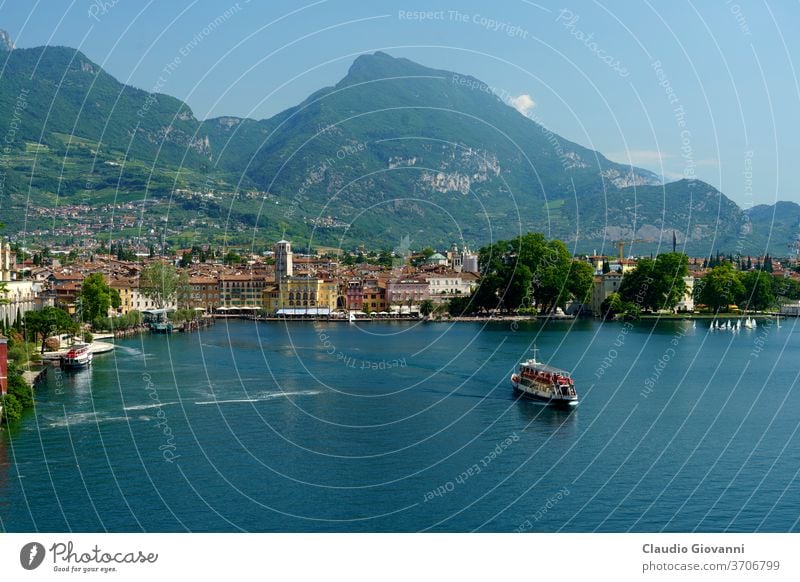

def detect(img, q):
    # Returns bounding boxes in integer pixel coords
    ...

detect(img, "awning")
[276,308,331,316]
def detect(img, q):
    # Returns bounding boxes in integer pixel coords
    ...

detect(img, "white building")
[424,272,476,303]
[674,276,695,313]
[130,288,176,312]
[274,240,293,282]
[447,243,479,273]
[0,280,51,326]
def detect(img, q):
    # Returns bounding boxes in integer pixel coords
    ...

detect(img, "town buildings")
[1,241,52,325]
[13,235,795,322]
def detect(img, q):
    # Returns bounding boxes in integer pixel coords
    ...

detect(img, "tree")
[0,281,9,306]
[179,252,193,268]
[80,273,113,323]
[618,258,658,310]
[600,292,640,320]
[1,360,35,424]
[472,272,504,312]
[566,260,595,306]
[419,299,435,317]
[110,288,121,310]
[652,252,689,309]
[476,233,590,314]
[696,264,745,312]
[1,394,22,424]
[448,296,472,316]
[739,271,774,311]
[24,306,77,352]
[619,253,688,312]
[774,276,800,301]
[223,250,242,265]
[139,262,179,309]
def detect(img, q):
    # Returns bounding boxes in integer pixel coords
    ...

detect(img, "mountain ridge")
[0,45,795,255]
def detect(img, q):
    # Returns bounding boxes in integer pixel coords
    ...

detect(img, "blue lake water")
[1,317,799,532]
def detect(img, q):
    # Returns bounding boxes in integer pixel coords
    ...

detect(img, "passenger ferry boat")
[511,347,578,407]
[60,343,93,369]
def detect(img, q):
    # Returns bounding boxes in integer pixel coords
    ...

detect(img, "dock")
[21,367,47,388]
[40,341,115,361]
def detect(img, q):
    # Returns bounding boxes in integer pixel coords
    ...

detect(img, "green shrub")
[1,394,22,424]
[6,364,33,407]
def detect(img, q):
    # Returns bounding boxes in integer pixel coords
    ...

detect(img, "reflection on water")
[514,400,579,436]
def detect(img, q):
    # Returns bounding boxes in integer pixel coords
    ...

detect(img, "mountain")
[746,202,800,255]
[0,45,210,167]
[0,45,796,255]
[200,51,770,254]
[0,45,242,242]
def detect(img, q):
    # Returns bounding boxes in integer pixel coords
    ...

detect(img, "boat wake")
[123,402,179,411]
[194,390,321,405]
[113,345,145,356]
[41,412,133,428]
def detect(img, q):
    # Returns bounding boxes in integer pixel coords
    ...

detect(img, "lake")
[1,317,799,532]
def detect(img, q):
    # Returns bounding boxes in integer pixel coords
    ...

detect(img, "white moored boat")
[510,347,578,408]
[60,343,93,369]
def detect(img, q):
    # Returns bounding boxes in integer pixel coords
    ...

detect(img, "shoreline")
[209,312,786,324]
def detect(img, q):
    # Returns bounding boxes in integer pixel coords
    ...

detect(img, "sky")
[1,0,798,207]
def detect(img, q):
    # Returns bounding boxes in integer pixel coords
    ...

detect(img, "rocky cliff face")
[0,29,15,51]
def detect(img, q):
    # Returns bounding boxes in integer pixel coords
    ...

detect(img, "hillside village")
[2,236,800,330]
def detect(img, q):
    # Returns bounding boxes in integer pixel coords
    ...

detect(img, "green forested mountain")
[0,41,795,255]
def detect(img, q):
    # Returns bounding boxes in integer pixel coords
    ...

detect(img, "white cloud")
[509,94,536,116]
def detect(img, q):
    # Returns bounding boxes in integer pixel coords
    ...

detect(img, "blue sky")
[1,0,798,206]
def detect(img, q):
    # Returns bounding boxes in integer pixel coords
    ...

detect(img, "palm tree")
[419,299,435,317]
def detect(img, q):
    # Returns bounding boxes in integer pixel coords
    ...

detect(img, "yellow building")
[262,284,280,313]
[219,274,266,308]
[273,276,340,312]
[318,279,340,311]
[110,277,138,314]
